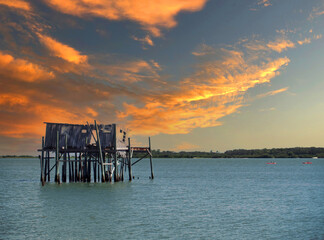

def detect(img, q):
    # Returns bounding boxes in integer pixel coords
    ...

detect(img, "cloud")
[118,45,290,135]
[250,0,272,10]
[37,33,88,64]
[44,0,208,36]
[192,43,216,56]
[256,87,288,99]
[244,36,296,53]
[0,51,54,82]
[0,0,31,11]
[266,38,295,52]
[257,0,272,7]
[259,107,276,112]
[103,59,162,83]
[297,34,321,45]
[298,38,311,45]
[132,35,154,48]
[313,34,322,40]
[171,142,200,151]
[0,78,119,139]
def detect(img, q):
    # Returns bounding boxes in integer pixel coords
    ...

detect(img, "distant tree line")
[135,147,324,158]
[2,147,324,158]
[0,155,37,158]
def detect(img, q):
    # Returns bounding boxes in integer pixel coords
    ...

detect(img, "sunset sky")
[1,0,324,155]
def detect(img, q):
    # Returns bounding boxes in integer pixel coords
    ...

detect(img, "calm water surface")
[1,158,324,239]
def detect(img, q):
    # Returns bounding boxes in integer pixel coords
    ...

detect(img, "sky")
[0,0,324,155]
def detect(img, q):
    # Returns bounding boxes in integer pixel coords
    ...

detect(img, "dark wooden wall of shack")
[45,123,91,149]
[44,123,126,149]
[98,124,114,148]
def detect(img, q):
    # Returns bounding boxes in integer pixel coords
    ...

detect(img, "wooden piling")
[75,152,78,182]
[62,134,67,183]
[83,153,87,182]
[149,137,154,179]
[128,138,132,181]
[44,151,48,182]
[113,124,119,182]
[79,153,82,182]
[47,151,50,181]
[120,158,124,181]
[68,153,72,182]
[40,136,45,185]
[95,120,105,182]
[88,155,91,182]
[93,155,97,183]
[55,130,60,183]
[98,155,101,182]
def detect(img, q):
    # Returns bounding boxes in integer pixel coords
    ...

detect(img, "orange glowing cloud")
[298,38,311,45]
[0,94,29,107]
[0,92,106,139]
[244,37,296,53]
[0,103,81,138]
[267,38,295,52]
[45,0,208,36]
[132,35,154,47]
[0,51,54,82]
[118,45,290,135]
[256,87,288,99]
[104,59,161,83]
[257,0,271,7]
[0,0,31,11]
[37,34,88,64]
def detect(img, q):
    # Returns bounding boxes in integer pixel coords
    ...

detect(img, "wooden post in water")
[113,124,118,182]
[44,151,48,182]
[128,138,132,181]
[107,154,111,182]
[95,120,105,182]
[88,155,91,182]
[75,152,78,182]
[83,152,87,182]
[98,154,101,182]
[68,152,72,182]
[149,137,154,179]
[40,136,45,185]
[62,134,67,183]
[93,155,97,183]
[79,152,82,182]
[55,130,60,183]
[47,151,50,181]
[102,152,106,182]
[120,158,124,181]
[69,154,76,182]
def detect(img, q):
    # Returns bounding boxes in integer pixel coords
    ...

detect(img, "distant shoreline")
[142,147,324,159]
[0,155,37,158]
[3,147,323,159]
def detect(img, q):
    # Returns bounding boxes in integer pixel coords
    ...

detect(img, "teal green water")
[1,158,324,239]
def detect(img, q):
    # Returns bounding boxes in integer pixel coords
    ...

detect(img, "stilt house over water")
[38,121,154,185]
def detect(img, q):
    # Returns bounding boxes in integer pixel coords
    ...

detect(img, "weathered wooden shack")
[38,121,153,185]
